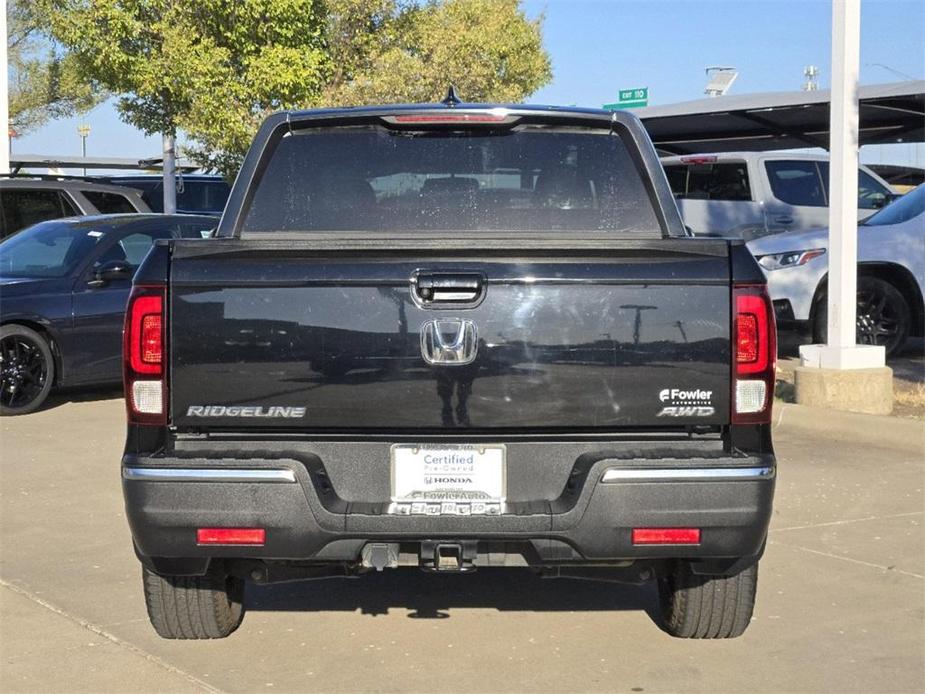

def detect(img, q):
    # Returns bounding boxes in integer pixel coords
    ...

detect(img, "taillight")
[381,112,520,126]
[732,284,776,424]
[124,285,167,425]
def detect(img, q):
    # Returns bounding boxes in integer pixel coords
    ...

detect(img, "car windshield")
[0,221,107,278]
[863,185,924,226]
[241,125,661,236]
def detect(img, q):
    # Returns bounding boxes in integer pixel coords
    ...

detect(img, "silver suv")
[661,152,894,239]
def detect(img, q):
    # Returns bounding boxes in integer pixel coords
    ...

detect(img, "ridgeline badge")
[187,405,306,418]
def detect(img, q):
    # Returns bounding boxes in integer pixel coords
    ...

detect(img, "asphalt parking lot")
[1,394,923,693]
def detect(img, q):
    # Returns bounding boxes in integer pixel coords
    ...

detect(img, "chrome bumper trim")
[122,467,296,483]
[601,465,774,482]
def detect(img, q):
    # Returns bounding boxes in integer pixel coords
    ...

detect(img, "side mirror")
[867,193,897,210]
[88,260,133,287]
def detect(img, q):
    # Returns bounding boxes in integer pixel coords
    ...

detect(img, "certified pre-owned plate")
[389,444,506,516]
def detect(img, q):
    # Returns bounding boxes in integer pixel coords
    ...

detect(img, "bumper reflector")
[632,528,701,545]
[196,528,266,545]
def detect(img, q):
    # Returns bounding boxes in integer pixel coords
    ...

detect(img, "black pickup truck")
[121,101,777,640]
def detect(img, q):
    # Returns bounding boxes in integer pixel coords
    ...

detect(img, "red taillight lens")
[124,286,167,425]
[141,314,162,364]
[732,285,777,424]
[196,528,266,545]
[735,293,769,374]
[736,313,759,362]
[632,528,701,545]
[128,294,163,374]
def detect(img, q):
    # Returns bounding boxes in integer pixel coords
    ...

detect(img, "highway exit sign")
[603,87,648,110]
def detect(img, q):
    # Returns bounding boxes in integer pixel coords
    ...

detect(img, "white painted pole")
[162,132,176,214]
[826,0,861,353]
[0,0,10,175]
[799,0,884,370]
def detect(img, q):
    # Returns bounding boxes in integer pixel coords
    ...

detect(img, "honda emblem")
[420,318,478,365]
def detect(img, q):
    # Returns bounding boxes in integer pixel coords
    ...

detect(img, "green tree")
[321,0,551,106]
[37,0,328,203]
[37,0,551,179]
[7,0,102,136]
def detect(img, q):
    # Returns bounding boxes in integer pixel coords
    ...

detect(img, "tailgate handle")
[413,273,484,305]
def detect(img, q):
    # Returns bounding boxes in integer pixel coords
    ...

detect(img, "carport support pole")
[825,0,862,358]
[795,0,891,413]
[799,0,885,370]
[162,132,177,214]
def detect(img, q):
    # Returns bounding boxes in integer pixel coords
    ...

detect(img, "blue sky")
[13,0,925,166]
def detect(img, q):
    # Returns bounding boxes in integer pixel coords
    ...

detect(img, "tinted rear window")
[1,189,77,236]
[241,126,661,235]
[82,190,138,214]
[664,162,751,201]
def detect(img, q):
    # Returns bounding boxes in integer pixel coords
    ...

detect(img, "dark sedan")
[0,214,215,414]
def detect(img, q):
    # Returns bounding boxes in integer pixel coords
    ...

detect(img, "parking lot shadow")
[247,568,660,621]
[41,385,123,412]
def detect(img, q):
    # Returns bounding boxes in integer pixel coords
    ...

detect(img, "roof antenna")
[441,84,462,107]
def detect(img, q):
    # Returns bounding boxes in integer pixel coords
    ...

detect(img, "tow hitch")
[421,541,477,572]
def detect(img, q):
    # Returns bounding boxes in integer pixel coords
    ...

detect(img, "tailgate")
[168,242,731,431]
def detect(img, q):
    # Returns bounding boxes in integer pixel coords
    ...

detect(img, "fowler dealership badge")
[656,388,715,417]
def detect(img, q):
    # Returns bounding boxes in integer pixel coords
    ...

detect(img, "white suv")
[662,152,894,239]
[747,185,924,356]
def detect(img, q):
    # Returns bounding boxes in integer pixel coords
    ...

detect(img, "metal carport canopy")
[635,80,924,154]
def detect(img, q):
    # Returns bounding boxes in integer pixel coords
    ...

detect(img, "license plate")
[389,444,506,515]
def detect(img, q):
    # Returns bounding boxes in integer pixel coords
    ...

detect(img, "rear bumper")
[123,451,775,571]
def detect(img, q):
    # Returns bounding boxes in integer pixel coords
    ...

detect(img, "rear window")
[241,125,661,235]
[1,189,78,237]
[82,190,138,214]
[664,162,751,201]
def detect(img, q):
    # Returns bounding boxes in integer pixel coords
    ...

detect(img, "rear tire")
[142,566,245,639]
[657,560,758,638]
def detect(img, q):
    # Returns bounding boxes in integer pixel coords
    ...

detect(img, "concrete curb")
[773,402,925,453]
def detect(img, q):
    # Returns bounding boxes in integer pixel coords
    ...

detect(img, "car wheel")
[0,324,55,416]
[813,277,911,357]
[142,566,245,639]
[657,560,758,639]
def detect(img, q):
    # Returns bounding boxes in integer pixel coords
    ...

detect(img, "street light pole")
[162,132,177,214]
[77,124,91,177]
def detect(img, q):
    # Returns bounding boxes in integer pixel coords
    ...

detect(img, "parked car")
[0,178,151,239]
[99,174,231,216]
[747,184,924,356]
[0,214,216,414]
[662,152,895,239]
[122,102,777,640]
